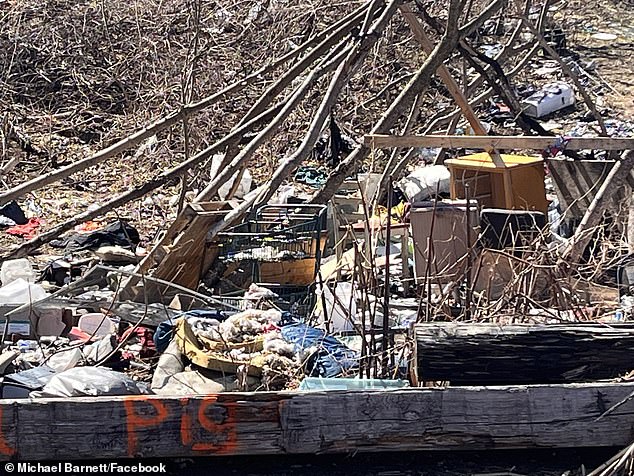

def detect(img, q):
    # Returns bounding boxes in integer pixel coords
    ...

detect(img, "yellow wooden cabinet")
[445,153,548,214]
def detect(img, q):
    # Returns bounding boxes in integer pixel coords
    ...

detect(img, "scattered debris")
[1,0,634,468]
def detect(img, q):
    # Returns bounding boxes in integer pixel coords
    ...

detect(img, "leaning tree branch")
[0,5,368,208]
[0,103,283,259]
[195,44,353,202]
[309,0,505,205]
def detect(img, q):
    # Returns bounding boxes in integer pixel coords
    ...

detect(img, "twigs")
[309,0,506,206]
[588,441,634,476]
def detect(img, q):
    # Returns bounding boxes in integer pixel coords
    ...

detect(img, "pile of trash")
[0,221,363,397]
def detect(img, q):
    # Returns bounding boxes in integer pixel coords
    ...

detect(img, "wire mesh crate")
[218,204,327,283]
[256,283,318,317]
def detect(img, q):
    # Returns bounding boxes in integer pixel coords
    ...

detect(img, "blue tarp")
[281,323,359,378]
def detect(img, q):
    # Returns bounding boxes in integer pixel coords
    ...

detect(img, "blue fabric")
[181,309,227,321]
[280,323,358,378]
[280,311,301,326]
[153,320,175,354]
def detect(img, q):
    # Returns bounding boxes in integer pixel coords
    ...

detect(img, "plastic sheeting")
[31,366,149,397]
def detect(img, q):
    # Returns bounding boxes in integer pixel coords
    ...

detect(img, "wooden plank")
[259,259,318,285]
[413,323,634,385]
[364,134,634,151]
[3,382,634,461]
[122,202,233,302]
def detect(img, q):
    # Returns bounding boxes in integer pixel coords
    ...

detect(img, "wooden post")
[413,322,634,384]
[399,4,507,168]
[363,134,634,150]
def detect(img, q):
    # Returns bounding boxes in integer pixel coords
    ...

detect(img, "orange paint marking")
[180,398,192,447]
[124,397,169,456]
[192,396,238,454]
[0,407,16,456]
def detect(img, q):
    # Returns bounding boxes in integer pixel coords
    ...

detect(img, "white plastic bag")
[210,155,252,200]
[0,278,48,305]
[32,367,149,397]
[46,348,82,372]
[398,165,450,203]
[1,258,36,285]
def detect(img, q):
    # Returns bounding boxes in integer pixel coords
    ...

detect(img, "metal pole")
[464,184,473,321]
[381,178,392,376]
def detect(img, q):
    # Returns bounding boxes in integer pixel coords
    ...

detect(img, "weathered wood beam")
[364,134,634,150]
[2,382,634,461]
[413,323,634,385]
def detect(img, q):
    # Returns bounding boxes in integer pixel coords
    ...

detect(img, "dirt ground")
[564,0,634,115]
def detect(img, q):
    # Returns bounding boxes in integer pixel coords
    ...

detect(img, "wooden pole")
[363,134,634,150]
[0,11,360,208]
[514,5,608,136]
[381,178,392,376]
[195,46,352,202]
[0,105,281,260]
[308,0,509,206]
[400,5,502,152]
[246,0,403,212]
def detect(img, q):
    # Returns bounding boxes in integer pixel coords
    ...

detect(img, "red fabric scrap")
[261,322,279,333]
[119,326,156,358]
[6,218,41,240]
[67,326,93,342]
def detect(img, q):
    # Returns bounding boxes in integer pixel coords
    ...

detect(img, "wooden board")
[122,201,233,302]
[3,382,634,460]
[413,323,634,385]
[364,134,634,151]
[259,259,318,286]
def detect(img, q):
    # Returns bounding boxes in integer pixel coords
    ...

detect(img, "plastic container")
[16,339,38,353]
[78,313,117,337]
[1,258,36,285]
[0,278,48,305]
[298,377,409,391]
[319,282,355,333]
[522,82,575,118]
